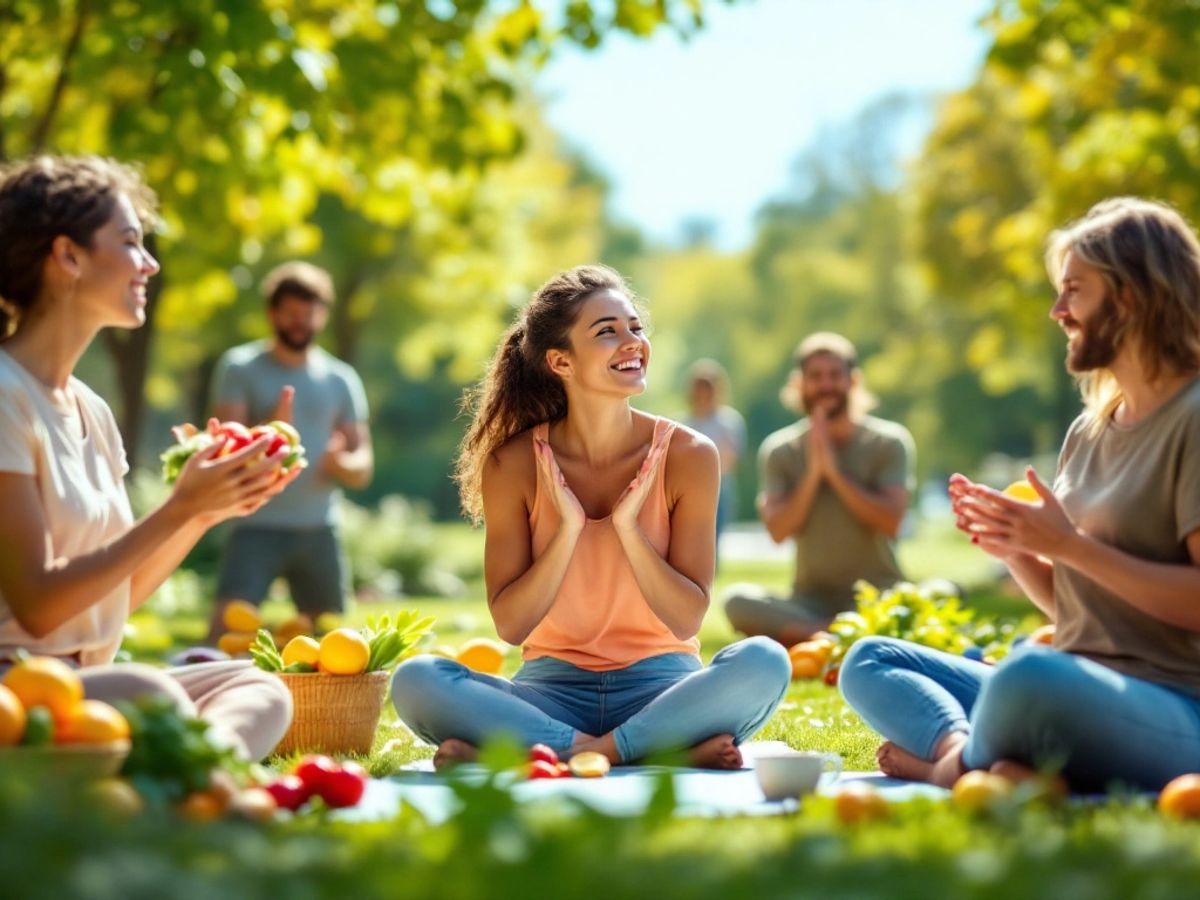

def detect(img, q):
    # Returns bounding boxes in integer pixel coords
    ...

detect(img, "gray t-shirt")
[1054,378,1200,695]
[211,341,368,529]
[760,414,915,613]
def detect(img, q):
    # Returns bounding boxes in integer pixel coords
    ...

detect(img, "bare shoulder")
[487,427,538,488]
[664,421,719,480]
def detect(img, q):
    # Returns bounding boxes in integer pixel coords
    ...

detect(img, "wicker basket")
[0,740,131,778]
[274,670,391,755]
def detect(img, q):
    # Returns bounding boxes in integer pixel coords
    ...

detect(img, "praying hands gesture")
[805,408,835,481]
[612,439,670,535]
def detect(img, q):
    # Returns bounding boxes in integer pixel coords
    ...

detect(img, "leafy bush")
[829,581,1021,667]
[341,496,468,598]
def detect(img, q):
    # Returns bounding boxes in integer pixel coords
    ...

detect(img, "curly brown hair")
[454,264,638,523]
[0,155,157,338]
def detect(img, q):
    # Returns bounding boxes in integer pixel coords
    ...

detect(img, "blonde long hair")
[1046,197,1200,431]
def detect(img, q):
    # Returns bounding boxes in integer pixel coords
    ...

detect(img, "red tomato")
[316,762,368,808]
[529,743,559,766]
[217,421,254,455]
[250,425,287,457]
[528,760,561,780]
[264,775,311,811]
[293,754,340,792]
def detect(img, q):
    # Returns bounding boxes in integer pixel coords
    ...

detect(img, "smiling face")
[1051,250,1124,373]
[549,288,650,396]
[796,351,854,419]
[74,193,160,329]
[269,292,330,352]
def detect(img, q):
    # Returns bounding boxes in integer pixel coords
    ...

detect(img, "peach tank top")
[523,417,701,671]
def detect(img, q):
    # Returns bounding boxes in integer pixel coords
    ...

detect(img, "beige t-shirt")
[1054,378,1200,695]
[0,349,133,667]
[760,414,915,615]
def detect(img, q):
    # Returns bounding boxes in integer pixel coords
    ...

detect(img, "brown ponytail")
[454,264,635,523]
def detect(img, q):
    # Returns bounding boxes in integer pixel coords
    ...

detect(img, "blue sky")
[537,0,993,249]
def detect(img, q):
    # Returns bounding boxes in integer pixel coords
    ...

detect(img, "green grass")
[51,518,1200,898]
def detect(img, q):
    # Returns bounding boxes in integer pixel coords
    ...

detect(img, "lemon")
[217,631,255,657]
[455,638,508,675]
[282,635,321,668]
[1002,480,1040,502]
[222,600,262,633]
[318,628,370,675]
[952,770,1013,814]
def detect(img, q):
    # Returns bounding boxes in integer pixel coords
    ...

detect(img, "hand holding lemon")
[1003,480,1041,503]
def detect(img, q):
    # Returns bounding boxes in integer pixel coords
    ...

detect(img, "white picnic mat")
[336,742,947,825]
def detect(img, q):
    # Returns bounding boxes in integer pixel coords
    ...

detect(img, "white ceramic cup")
[753,751,843,801]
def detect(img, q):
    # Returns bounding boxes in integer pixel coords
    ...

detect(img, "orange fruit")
[952,770,1013,814]
[282,635,321,668]
[1028,624,1056,646]
[455,638,507,675]
[222,600,261,634]
[318,628,370,675]
[56,699,131,744]
[1003,480,1040,502]
[833,783,890,824]
[217,631,256,656]
[2,656,84,725]
[787,645,825,680]
[1159,774,1200,819]
[0,683,26,746]
[178,790,226,821]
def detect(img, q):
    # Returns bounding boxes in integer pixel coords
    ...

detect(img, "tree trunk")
[331,273,365,364]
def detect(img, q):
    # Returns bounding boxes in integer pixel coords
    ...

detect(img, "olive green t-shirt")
[1054,378,1200,696]
[760,415,915,615]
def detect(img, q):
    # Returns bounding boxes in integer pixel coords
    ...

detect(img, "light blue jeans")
[839,636,1200,792]
[391,637,792,763]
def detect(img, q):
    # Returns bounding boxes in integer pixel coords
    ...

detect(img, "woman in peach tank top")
[392,265,790,769]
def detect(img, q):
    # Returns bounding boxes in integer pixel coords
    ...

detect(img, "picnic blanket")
[336,743,948,825]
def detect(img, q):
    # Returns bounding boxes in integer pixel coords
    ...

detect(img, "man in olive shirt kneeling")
[725,333,915,646]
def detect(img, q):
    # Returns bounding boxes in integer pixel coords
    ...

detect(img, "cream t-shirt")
[1054,378,1200,696]
[0,349,133,667]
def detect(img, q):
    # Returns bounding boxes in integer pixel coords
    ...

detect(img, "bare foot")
[876,732,967,788]
[687,734,742,770]
[876,741,933,781]
[433,738,478,770]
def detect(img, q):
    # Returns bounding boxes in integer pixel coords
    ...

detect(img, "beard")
[803,390,849,419]
[275,324,316,352]
[1065,294,1122,373]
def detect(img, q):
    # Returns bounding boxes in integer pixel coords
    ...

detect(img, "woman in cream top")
[0,156,297,759]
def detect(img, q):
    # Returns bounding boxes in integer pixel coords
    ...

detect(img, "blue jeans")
[391,637,791,763]
[839,636,1200,792]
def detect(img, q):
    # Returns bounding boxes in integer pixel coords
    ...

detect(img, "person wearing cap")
[724,332,915,646]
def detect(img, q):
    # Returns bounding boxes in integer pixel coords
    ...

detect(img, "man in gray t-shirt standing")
[725,332,914,646]
[210,262,372,635]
